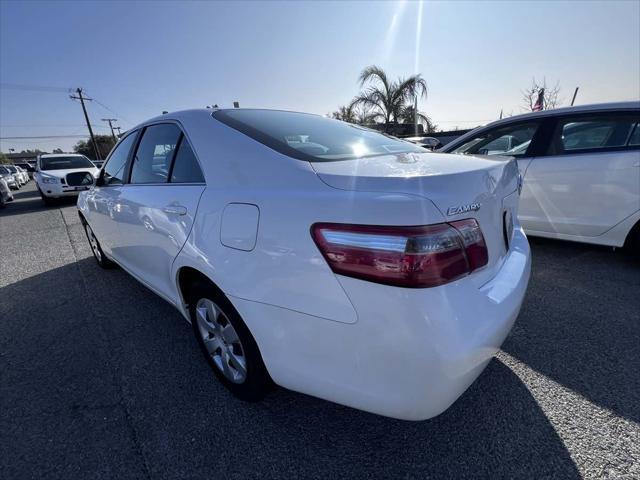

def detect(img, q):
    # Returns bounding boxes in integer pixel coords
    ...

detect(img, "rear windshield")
[40,156,94,170]
[212,109,425,162]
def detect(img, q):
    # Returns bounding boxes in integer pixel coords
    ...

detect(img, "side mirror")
[78,172,95,187]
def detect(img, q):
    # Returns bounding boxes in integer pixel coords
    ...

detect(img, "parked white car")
[15,165,30,184]
[3,165,26,186]
[0,165,20,190]
[441,102,640,251]
[78,109,531,420]
[0,173,14,207]
[34,154,99,205]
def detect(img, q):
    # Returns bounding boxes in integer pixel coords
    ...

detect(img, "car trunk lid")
[310,152,520,287]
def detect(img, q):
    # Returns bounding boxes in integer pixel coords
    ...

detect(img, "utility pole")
[414,95,418,136]
[70,88,101,160]
[113,126,122,138]
[101,118,118,142]
[571,87,579,106]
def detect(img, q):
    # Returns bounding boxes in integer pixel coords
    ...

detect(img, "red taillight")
[311,220,488,288]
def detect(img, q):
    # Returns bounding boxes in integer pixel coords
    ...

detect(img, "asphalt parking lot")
[1,182,639,479]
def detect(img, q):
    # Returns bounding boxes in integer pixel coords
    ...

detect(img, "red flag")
[532,88,544,111]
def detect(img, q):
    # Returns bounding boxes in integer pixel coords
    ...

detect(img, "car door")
[114,123,206,302]
[520,112,640,237]
[446,119,545,216]
[85,131,139,256]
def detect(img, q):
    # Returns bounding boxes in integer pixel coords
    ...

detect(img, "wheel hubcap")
[85,224,101,262]
[195,298,247,384]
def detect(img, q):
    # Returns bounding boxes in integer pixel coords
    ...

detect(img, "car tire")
[189,283,272,401]
[82,220,115,269]
[625,222,640,259]
[37,187,55,206]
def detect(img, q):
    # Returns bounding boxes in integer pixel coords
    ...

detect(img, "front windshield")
[40,156,95,170]
[5,165,17,172]
[213,109,425,162]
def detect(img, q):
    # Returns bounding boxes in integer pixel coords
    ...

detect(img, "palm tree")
[398,105,438,133]
[331,104,357,123]
[353,65,428,132]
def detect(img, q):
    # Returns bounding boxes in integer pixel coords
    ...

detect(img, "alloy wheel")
[195,298,247,384]
[85,223,102,263]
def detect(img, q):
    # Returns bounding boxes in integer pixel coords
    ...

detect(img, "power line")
[0,82,72,93]
[0,135,89,139]
[89,94,129,123]
[0,124,109,128]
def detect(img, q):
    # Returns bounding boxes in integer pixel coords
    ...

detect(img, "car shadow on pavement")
[0,185,78,218]
[1,257,581,479]
[503,236,640,424]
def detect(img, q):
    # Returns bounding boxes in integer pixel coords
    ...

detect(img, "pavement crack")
[59,207,154,480]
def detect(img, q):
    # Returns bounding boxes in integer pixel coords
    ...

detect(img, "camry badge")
[447,203,481,216]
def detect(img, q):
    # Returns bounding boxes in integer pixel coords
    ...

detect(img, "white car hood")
[40,167,100,179]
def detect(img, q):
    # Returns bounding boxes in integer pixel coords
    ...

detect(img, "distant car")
[14,162,36,179]
[34,154,99,205]
[441,101,640,251]
[77,108,531,420]
[0,173,14,207]
[14,165,30,184]
[404,136,442,150]
[3,165,26,186]
[0,165,21,189]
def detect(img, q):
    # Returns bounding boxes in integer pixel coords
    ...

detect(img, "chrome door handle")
[163,205,187,215]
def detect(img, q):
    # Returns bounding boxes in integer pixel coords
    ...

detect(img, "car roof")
[442,101,640,150]
[494,101,639,124]
[137,107,327,128]
[483,101,639,130]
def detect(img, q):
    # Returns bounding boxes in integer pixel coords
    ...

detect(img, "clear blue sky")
[1,0,639,152]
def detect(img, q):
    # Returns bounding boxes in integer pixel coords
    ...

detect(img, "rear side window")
[548,114,639,154]
[103,132,137,186]
[170,138,204,183]
[451,122,539,157]
[130,124,181,184]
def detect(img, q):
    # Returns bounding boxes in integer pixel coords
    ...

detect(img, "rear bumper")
[231,227,531,420]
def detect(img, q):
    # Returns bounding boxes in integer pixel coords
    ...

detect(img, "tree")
[0,152,9,164]
[332,101,379,125]
[522,78,562,111]
[331,103,357,123]
[52,148,64,154]
[353,104,378,125]
[353,65,428,132]
[73,135,116,160]
[398,105,438,133]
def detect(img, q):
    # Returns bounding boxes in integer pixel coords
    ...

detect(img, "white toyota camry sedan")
[77,109,531,420]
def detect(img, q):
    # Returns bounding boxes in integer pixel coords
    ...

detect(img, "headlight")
[41,175,59,184]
